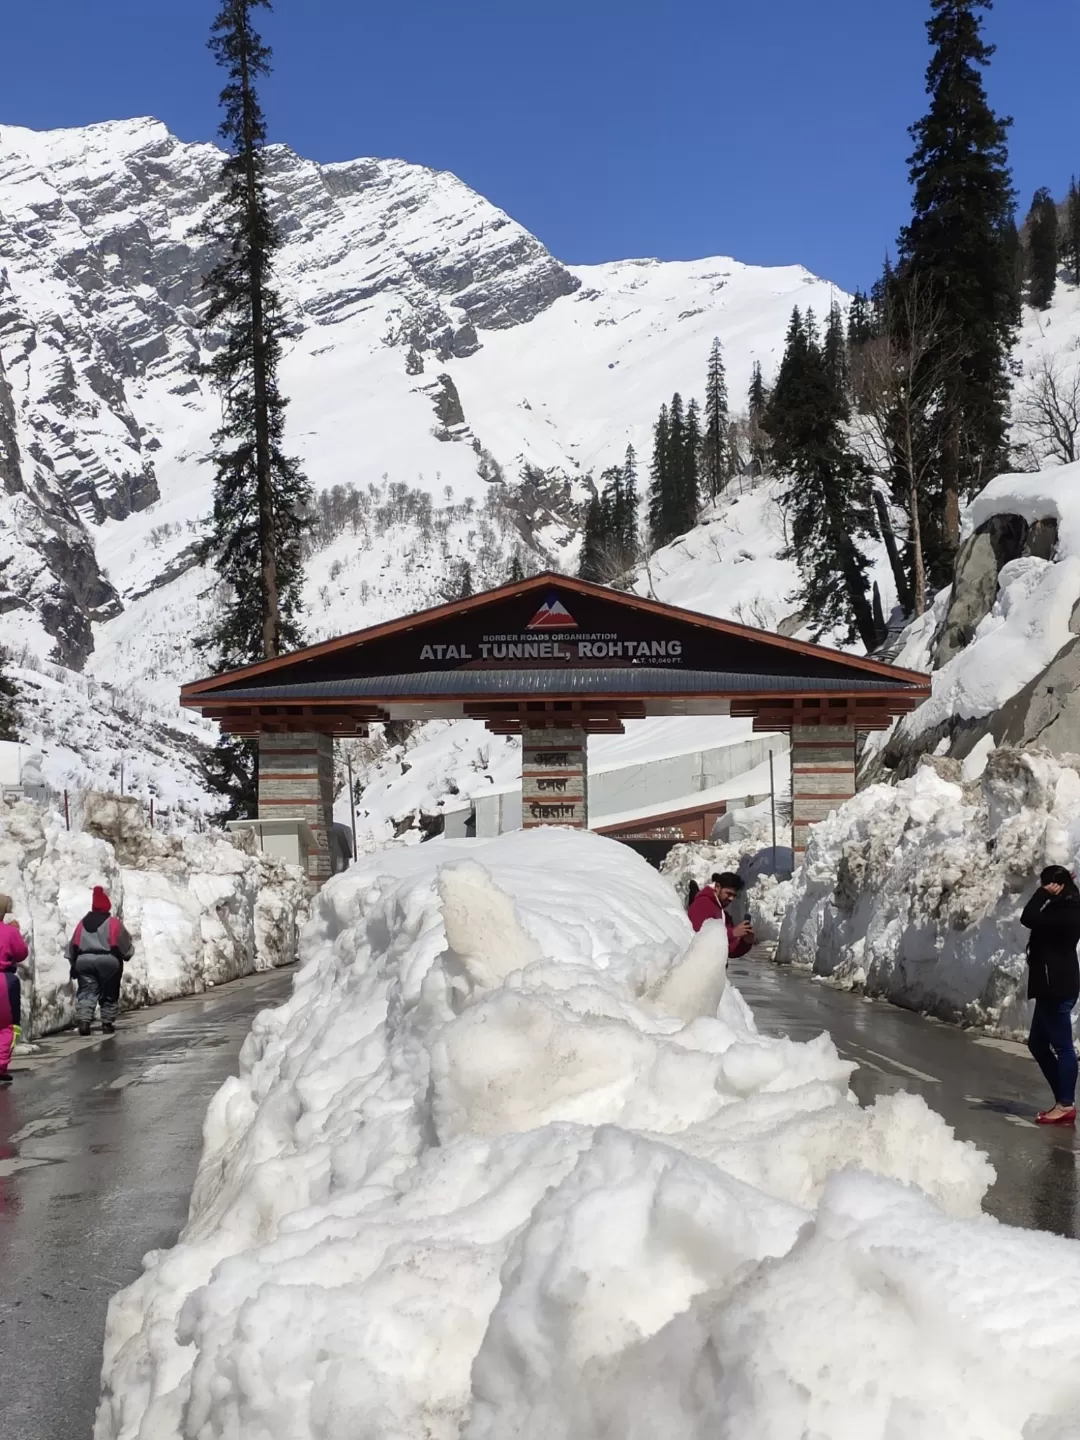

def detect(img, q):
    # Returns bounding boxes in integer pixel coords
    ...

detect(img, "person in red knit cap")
[66,887,134,1036]
[0,893,29,1086]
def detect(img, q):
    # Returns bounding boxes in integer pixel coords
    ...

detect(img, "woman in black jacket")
[1021,865,1080,1126]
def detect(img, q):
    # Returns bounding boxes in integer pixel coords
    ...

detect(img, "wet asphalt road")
[730,952,1080,1237]
[1,958,1076,1440]
[0,968,296,1440]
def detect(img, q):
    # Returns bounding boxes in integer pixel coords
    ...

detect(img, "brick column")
[257,732,335,883]
[521,726,588,829]
[791,724,855,862]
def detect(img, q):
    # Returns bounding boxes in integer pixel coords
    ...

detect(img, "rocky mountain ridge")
[0,116,587,669]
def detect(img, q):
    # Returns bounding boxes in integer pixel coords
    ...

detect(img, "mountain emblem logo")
[527,593,578,630]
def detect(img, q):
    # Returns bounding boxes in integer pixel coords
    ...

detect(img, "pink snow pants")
[0,1025,13,1072]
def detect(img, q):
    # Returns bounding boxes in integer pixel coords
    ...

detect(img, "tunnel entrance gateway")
[180,573,930,882]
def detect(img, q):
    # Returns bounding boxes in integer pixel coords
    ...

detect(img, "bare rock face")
[933,514,1057,668]
[868,511,1066,783]
[0,118,581,667]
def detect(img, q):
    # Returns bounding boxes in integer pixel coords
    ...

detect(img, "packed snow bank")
[778,748,1080,1034]
[0,793,307,1037]
[95,828,1015,1440]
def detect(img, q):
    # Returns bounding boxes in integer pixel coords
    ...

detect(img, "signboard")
[521,728,587,829]
[416,592,686,671]
[215,580,879,691]
[289,584,853,686]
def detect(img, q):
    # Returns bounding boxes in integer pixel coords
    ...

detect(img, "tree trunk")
[828,504,879,653]
[872,581,887,645]
[239,29,279,660]
[872,489,913,614]
[908,473,927,617]
[900,408,927,617]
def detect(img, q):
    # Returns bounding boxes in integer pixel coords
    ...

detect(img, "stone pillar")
[791,724,855,861]
[521,726,588,829]
[257,732,335,883]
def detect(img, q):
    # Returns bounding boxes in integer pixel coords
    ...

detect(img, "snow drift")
[93,827,1080,1440]
[777,747,1080,1034]
[0,793,306,1037]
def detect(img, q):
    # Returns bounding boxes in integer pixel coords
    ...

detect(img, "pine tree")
[1065,177,1080,287]
[458,560,474,598]
[747,361,770,473]
[702,337,730,499]
[899,0,1016,577]
[846,290,874,350]
[507,550,526,583]
[579,491,606,581]
[1001,213,1024,323]
[0,649,18,742]
[681,397,702,531]
[1026,187,1059,310]
[765,308,879,650]
[196,0,312,817]
[823,302,849,397]
[619,444,639,563]
[648,403,671,546]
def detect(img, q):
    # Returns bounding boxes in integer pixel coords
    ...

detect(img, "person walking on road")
[688,871,755,957]
[67,887,133,1037]
[1021,865,1080,1126]
[0,894,29,1086]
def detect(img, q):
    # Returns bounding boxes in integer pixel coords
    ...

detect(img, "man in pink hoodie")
[0,893,29,1086]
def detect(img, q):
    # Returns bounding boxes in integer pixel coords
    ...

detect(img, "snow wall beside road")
[0,794,307,1037]
[93,827,1080,1440]
[778,748,1080,1034]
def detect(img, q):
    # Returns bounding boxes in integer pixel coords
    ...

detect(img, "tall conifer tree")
[846,291,874,349]
[198,0,311,671]
[681,397,702,531]
[0,650,19,742]
[747,361,770,473]
[1065,177,1080,287]
[648,403,671,545]
[765,309,879,650]
[702,338,730,498]
[618,444,639,566]
[823,302,849,397]
[196,0,312,816]
[899,0,1015,577]
[1025,187,1059,310]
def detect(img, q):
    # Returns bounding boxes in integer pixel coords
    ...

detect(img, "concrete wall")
[470,734,789,839]
[589,735,787,819]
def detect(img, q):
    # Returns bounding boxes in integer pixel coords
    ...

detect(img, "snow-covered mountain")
[0,115,843,804]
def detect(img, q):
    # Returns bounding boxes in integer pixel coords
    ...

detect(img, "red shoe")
[1036,1106,1077,1126]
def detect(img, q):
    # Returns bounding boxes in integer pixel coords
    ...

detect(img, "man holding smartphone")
[687,871,755,957]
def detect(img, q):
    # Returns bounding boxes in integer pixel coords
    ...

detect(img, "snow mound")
[95,828,1015,1440]
[778,748,1080,1033]
[0,794,306,1037]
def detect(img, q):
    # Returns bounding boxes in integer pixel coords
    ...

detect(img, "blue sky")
[1,0,1077,291]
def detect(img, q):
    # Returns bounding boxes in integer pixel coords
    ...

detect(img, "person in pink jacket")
[0,892,29,1086]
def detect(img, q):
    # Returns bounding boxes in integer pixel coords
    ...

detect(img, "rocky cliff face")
[0,118,581,668]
